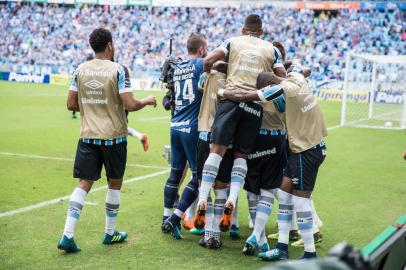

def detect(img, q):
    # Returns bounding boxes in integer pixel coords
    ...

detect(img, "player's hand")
[143,95,157,108]
[402,150,406,160]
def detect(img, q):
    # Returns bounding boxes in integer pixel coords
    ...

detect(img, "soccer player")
[197,14,286,232]
[218,63,328,260]
[193,61,236,248]
[57,28,157,253]
[161,33,207,238]
[242,73,287,256]
[266,41,324,247]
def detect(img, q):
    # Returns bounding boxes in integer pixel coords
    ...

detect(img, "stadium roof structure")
[350,53,406,64]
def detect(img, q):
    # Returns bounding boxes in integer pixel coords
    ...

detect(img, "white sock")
[174,208,183,218]
[199,153,222,202]
[277,189,293,245]
[232,198,239,227]
[259,229,267,246]
[63,187,87,238]
[212,188,228,235]
[186,198,197,221]
[204,195,214,240]
[247,192,258,222]
[128,127,143,140]
[228,158,247,204]
[294,195,315,253]
[252,189,274,240]
[291,212,298,231]
[163,208,172,218]
[105,189,120,236]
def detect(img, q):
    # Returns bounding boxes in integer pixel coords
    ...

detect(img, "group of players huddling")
[160,14,328,261]
[58,13,327,262]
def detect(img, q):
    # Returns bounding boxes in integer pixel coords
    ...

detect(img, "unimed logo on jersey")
[247,148,276,159]
[84,79,104,90]
[239,102,261,117]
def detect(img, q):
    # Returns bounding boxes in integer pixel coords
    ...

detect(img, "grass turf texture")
[0,81,405,269]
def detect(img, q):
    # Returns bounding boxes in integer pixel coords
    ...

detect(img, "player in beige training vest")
[218,63,327,260]
[58,28,156,253]
[197,14,287,234]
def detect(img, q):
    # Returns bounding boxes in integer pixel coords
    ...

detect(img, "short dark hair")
[244,14,262,32]
[256,71,273,89]
[187,33,206,54]
[89,28,112,53]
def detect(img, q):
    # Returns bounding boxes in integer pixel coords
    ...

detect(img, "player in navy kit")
[161,34,208,239]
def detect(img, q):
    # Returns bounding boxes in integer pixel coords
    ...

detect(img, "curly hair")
[89,28,112,53]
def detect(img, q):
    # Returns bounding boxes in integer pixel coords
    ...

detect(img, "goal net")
[340,53,406,130]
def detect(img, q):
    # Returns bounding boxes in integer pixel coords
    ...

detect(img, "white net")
[341,53,406,129]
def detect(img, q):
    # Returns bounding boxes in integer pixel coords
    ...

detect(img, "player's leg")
[221,102,263,231]
[229,198,241,239]
[163,128,199,239]
[176,163,189,210]
[101,141,128,245]
[162,128,187,225]
[290,197,323,247]
[198,100,240,211]
[199,194,213,247]
[208,182,228,249]
[193,134,211,230]
[292,144,326,259]
[207,147,234,248]
[247,192,259,228]
[242,149,261,255]
[58,141,102,253]
[245,189,275,254]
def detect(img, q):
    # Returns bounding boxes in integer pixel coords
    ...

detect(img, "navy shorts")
[170,126,199,172]
[244,130,287,195]
[284,142,326,191]
[73,140,127,181]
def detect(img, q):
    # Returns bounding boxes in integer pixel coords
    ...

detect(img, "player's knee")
[107,178,123,190]
[78,179,94,192]
[214,181,228,189]
[167,169,184,184]
[280,176,293,193]
[210,144,227,157]
[234,152,247,160]
[292,189,312,198]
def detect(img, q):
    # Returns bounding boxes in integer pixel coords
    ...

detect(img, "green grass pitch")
[0,81,404,269]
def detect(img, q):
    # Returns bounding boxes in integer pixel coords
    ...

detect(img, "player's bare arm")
[67,90,79,111]
[220,89,260,102]
[120,92,157,112]
[203,49,225,72]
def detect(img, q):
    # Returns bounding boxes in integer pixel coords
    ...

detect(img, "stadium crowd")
[1,2,405,80]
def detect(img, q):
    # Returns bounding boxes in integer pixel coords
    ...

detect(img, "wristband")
[218,89,225,97]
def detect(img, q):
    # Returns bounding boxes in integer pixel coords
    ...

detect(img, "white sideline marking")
[0,169,170,219]
[327,125,342,131]
[0,152,168,170]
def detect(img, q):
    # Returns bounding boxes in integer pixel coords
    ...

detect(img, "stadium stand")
[0,2,405,81]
